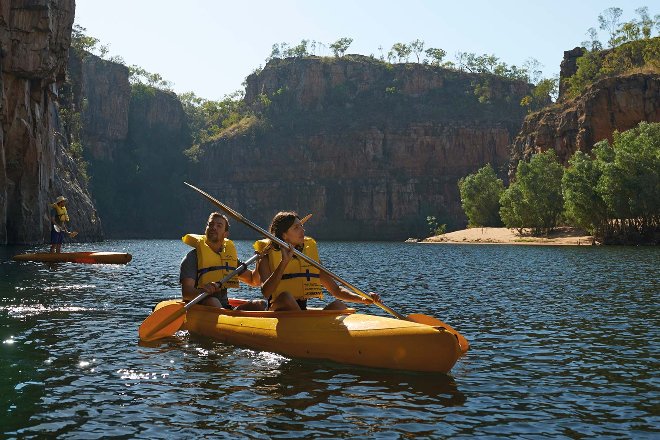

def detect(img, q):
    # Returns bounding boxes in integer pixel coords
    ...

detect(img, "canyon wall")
[191,57,532,240]
[5,7,657,243]
[64,51,191,238]
[0,0,102,244]
[517,39,660,172]
[511,72,660,167]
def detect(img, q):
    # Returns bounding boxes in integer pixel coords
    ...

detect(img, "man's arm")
[237,255,262,286]
[181,277,202,301]
[180,250,201,301]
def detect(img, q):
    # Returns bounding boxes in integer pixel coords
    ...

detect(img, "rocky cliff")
[510,72,660,168]
[65,52,132,161]
[558,47,585,98]
[64,50,191,237]
[192,56,533,240]
[0,0,102,244]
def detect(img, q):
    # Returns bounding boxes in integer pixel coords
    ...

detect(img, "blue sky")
[74,0,653,100]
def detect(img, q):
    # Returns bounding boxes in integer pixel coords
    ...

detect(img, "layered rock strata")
[510,73,660,168]
[193,57,533,240]
[65,50,190,238]
[0,0,102,244]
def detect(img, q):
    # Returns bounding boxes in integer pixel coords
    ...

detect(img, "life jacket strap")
[197,264,237,277]
[281,269,321,282]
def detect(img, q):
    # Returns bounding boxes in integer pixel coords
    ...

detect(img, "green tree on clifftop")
[71,24,101,55]
[128,66,173,90]
[330,38,353,57]
[390,43,412,62]
[611,7,656,44]
[599,7,624,47]
[410,39,425,62]
[565,6,660,99]
[425,47,447,66]
[520,77,558,112]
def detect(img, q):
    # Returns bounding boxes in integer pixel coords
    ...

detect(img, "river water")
[1,240,658,438]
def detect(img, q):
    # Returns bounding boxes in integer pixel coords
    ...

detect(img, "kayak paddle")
[138,251,261,342]
[53,224,78,238]
[184,182,469,353]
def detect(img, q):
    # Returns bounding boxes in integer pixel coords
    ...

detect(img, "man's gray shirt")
[180,249,198,283]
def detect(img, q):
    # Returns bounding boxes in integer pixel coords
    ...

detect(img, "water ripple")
[1,240,658,438]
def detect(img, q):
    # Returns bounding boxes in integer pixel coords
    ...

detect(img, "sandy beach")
[418,227,596,246]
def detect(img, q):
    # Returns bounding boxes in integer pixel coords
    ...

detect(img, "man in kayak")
[180,212,266,311]
[49,195,70,253]
[254,211,381,311]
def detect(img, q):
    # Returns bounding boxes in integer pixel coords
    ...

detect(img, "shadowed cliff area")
[189,56,533,240]
[61,52,534,240]
[62,51,191,238]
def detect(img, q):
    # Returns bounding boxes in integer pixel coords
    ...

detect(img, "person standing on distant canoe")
[254,211,381,311]
[180,212,266,311]
[49,195,69,253]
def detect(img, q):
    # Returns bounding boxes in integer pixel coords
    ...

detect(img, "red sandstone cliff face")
[0,0,102,244]
[510,73,660,169]
[193,57,533,240]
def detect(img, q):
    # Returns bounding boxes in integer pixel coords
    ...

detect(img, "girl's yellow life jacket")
[182,234,239,289]
[52,203,69,222]
[254,236,323,301]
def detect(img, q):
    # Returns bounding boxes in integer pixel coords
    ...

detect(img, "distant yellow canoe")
[12,252,132,264]
[153,299,463,373]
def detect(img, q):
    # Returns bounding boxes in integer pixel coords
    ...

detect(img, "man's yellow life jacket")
[183,234,239,289]
[52,203,69,223]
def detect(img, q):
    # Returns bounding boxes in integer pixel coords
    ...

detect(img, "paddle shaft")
[53,223,77,236]
[184,182,407,320]
[46,211,75,235]
[185,251,261,310]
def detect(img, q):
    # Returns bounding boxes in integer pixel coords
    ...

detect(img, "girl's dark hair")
[269,211,299,250]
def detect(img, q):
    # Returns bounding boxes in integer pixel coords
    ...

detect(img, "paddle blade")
[407,313,470,355]
[69,231,78,238]
[138,303,186,342]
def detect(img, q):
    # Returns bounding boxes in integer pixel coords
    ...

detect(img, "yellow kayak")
[12,252,132,264]
[152,299,464,373]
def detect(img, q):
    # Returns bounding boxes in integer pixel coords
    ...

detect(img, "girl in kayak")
[254,211,380,311]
